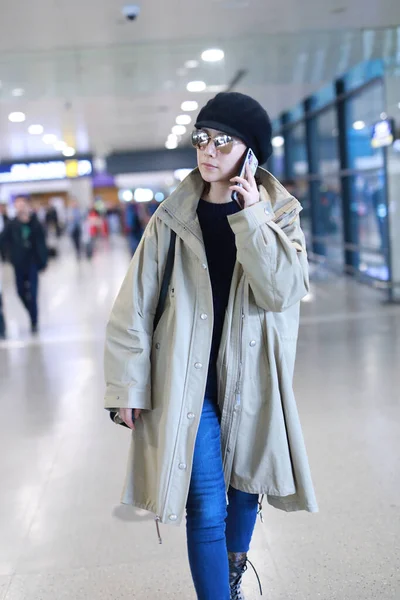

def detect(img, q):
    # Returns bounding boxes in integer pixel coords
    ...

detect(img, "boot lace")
[231,559,263,598]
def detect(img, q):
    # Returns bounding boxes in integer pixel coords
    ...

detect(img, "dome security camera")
[122,4,141,21]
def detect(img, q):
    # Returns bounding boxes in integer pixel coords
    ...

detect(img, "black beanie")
[195,92,272,165]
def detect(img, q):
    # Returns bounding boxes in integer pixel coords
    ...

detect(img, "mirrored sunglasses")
[191,130,235,154]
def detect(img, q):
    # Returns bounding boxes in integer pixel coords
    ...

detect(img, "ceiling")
[0,0,399,163]
[1,0,400,52]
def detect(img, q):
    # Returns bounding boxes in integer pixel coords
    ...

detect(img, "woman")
[104,92,318,600]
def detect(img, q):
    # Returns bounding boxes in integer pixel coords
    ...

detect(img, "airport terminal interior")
[0,1,400,599]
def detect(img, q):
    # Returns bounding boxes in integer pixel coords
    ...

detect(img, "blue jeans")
[186,396,259,600]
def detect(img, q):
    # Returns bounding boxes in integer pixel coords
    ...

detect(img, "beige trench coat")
[104,168,318,526]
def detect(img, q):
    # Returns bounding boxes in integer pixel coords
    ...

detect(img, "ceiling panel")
[0,0,399,52]
[0,0,399,162]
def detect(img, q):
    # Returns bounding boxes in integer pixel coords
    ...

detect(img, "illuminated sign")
[371,119,395,149]
[0,160,92,183]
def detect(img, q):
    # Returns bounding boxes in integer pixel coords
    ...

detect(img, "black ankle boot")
[228,552,263,599]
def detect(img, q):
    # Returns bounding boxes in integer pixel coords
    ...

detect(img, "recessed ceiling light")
[206,84,227,93]
[54,141,67,151]
[42,134,57,144]
[181,101,199,112]
[187,81,206,93]
[353,120,365,130]
[166,139,178,150]
[8,112,26,123]
[176,115,192,126]
[172,125,187,136]
[12,88,25,97]
[272,135,285,148]
[185,60,199,69]
[380,112,388,120]
[201,48,225,62]
[62,147,76,157]
[28,124,44,135]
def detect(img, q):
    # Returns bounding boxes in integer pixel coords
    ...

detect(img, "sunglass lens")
[191,130,209,149]
[215,136,234,154]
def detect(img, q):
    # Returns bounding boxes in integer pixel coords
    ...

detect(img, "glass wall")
[272,60,390,285]
[343,80,388,281]
[311,107,344,269]
[281,121,311,248]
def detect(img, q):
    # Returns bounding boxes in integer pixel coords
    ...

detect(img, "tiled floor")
[0,237,399,599]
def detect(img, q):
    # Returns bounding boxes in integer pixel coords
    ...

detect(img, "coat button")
[178,463,187,470]
[155,343,161,349]
[187,412,195,420]
[202,263,208,270]
[169,514,177,521]
[194,362,203,369]
[249,340,256,347]
[200,313,208,320]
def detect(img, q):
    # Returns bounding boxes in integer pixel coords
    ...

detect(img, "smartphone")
[231,148,259,208]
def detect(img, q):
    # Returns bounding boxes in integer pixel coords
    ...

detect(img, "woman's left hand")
[229,162,260,209]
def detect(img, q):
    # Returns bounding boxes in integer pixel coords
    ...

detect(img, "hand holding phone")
[231,148,259,209]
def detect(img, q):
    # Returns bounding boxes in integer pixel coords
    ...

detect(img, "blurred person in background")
[0,272,5,339]
[32,200,47,226]
[45,203,61,237]
[68,199,84,259]
[82,207,102,259]
[0,204,10,262]
[104,92,317,600]
[0,208,7,338]
[125,201,143,255]
[0,196,47,334]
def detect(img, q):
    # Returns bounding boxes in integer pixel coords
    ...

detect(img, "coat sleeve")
[104,219,159,411]
[227,199,309,313]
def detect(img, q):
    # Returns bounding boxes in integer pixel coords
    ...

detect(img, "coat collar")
[156,167,292,262]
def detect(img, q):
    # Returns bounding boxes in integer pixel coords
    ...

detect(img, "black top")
[0,215,48,271]
[197,198,241,399]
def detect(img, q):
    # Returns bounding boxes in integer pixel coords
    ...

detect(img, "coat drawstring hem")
[258,494,265,523]
[155,516,163,544]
